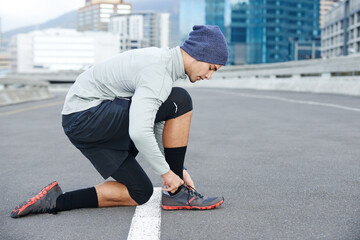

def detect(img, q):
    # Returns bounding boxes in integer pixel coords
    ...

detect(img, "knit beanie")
[181,25,228,65]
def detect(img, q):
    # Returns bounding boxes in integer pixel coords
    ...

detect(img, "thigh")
[63,98,131,150]
[62,98,134,179]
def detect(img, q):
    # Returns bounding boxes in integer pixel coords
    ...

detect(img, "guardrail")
[198,54,360,96]
[217,54,360,78]
[0,77,54,106]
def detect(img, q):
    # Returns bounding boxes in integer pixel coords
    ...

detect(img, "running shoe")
[11,181,62,218]
[162,184,224,210]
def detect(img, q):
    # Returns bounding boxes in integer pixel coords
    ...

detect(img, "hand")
[161,170,184,193]
[183,169,195,190]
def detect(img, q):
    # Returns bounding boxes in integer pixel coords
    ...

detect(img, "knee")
[129,180,154,205]
[170,87,193,116]
[137,183,154,205]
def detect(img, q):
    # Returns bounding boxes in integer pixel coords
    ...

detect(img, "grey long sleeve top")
[61,46,187,175]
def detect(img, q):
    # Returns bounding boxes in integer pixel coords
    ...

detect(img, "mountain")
[3,11,77,39]
[2,0,180,46]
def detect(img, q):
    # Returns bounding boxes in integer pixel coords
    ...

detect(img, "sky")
[0,0,84,32]
[0,0,175,33]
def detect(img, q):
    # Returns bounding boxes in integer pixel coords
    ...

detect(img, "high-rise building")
[205,0,232,36]
[179,0,320,64]
[322,0,360,58]
[235,0,321,64]
[179,0,206,43]
[230,1,248,65]
[78,0,132,32]
[179,0,231,46]
[0,16,2,51]
[110,12,170,51]
[9,29,120,73]
[320,0,338,28]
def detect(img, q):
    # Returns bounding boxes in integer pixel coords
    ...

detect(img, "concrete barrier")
[0,78,54,106]
[174,54,360,96]
[174,76,360,96]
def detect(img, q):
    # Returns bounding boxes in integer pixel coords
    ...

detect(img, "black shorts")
[62,87,193,180]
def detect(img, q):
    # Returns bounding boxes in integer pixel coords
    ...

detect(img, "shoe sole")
[11,181,58,218]
[162,199,224,210]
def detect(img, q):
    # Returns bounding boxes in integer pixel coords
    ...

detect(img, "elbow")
[129,127,143,144]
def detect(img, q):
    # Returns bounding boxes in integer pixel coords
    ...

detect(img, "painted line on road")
[0,101,64,116]
[206,89,360,113]
[127,187,162,240]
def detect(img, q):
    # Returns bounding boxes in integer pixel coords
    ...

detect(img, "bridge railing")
[217,54,360,79]
[0,77,54,106]
[197,54,360,96]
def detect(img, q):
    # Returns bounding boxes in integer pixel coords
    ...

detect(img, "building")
[322,0,360,58]
[230,1,248,65]
[320,0,338,28]
[205,0,231,36]
[9,29,120,73]
[78,0,132,32]
[0,16,2,51]
[179,0,206,43]
[230,0,321,64]
[110,12,170,51]
[179,0,320,65]
[179,0,231,42]
[0,52,12,76]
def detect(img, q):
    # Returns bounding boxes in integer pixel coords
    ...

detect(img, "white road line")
[205,89,360,113]
[127,187,162,240]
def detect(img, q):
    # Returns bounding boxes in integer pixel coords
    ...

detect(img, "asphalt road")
[1,88,359,240]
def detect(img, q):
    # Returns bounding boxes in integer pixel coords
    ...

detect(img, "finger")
[162,185,177,192]
[162,185,173,192]
[162,187,176,192]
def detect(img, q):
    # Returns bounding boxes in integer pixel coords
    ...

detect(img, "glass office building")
[205,0,232,35]
[179,0,231,43]
[179,0,206,43]
[232,0,321,64]
[230,1,249,64]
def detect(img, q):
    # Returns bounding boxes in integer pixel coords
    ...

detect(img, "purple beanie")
[181,25,228,65]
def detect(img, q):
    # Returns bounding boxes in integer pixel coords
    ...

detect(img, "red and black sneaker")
[11,181,63,218]
[162,184,224,210]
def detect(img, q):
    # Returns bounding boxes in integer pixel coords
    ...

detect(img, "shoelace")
[185,185,204,199]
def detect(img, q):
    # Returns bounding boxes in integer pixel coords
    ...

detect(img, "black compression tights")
[56,87,193,209]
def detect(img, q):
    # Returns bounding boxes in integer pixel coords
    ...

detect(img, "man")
[11,25,228,218]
